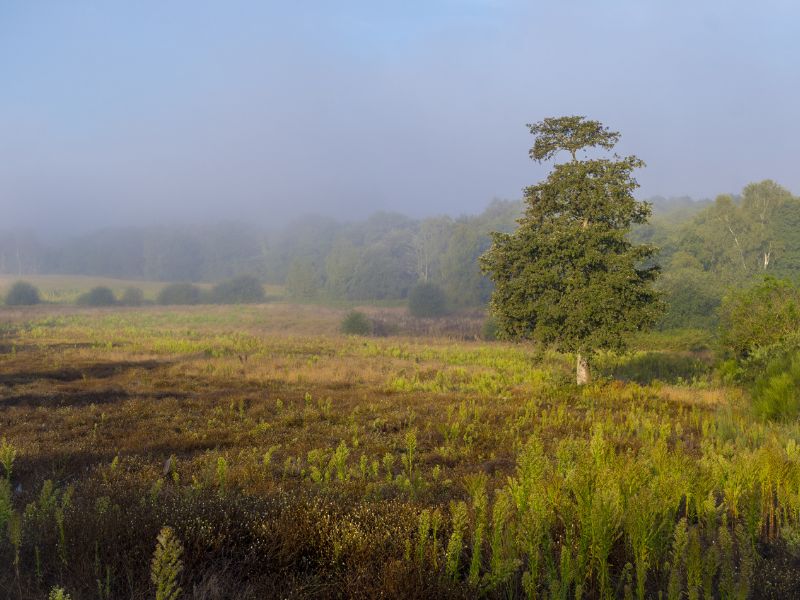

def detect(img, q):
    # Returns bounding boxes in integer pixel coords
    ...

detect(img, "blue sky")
[1,1,798,232]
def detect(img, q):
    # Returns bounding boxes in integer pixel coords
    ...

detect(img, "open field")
[0,303,799,598]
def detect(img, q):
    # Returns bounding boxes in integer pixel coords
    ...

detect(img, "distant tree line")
[2,181,799,324]
[634,180,800,328]
[0,201,522,307]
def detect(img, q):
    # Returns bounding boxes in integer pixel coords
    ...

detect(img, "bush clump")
[481,316,498,341]
[4,280,41,306]
[120,287,145,306]
[407,282,448,318]
[752,352,800,421]
[340,310,372,335]
[210,275,266,304]
[158,283,202,306]
[719,277,800,359]
[77,286,117,306]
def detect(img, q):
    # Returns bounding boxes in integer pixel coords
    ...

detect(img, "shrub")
[408,282,448,318]
[120,287,145,306]
[341,310,372,335]
[481,316,498,341]
[719,276,800,360]
[210,275,266,304]
[77,286,117,306]
[4,280,41,306]
[158,283,202,306]
[752,352,800,421]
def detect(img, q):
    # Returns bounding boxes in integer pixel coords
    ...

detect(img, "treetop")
[527,116,621,163]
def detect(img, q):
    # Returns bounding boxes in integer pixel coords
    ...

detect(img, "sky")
[1,1,798,234]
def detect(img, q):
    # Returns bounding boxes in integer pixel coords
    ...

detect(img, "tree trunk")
[576,353,590,385]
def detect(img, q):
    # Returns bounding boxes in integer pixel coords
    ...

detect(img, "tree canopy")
[481,116,663,382]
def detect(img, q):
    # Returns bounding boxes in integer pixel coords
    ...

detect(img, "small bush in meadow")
[408,282,448,318]
[210,275,266,304]
[158,283,202,305]
[341,310,372,335]
[77,286,117,306]
[752,352,800,421]
[719,276,800,363]
[481,316,498,341]
[4,280,41,306]
[120,287,145,306]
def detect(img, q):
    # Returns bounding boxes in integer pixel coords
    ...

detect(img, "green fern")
[151,526,184,600]
[0,437,16,481]
[446,501,468,579]
[48,587,72,600]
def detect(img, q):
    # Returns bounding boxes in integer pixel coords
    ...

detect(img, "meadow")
[0,301,798,598]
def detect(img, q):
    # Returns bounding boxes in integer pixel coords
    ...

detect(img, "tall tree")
[481,116,664,384]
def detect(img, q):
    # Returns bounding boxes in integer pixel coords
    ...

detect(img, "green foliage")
[719,276,800,362]
[48,587,73,600]
[286,258,321,300]
[446,500,468,579]
[210,274,266,304]
[752,352,800,421]
[157,283,202,305]
[481,316,498,341]
[340,310,372,335]
[0,479,11,533]
[120,287,145,306]
[77,286,117,306]
[151,526,184,600]
[408,282,448,318]
[527,115,620,162]
[5,280,41,305]
[481,116,664,363]
[656,254,721,329]
[0,437,16,480]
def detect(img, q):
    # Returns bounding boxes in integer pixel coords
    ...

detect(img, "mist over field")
[2,1,798,234]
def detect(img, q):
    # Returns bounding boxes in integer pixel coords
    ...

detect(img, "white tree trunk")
[576,353,590,385]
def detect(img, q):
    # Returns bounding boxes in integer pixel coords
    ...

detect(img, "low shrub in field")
[158,283,202,305]
[481,316,498,341]
[77,286,117,306]
[719,276,800,366]
[4,280,41,306]
[341,310,372,335]
[210,275,266,304]
[120,287,145,306]
[408,282,448,318]
[752,352,800,421]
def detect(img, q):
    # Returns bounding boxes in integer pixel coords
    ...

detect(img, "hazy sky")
[1,1,798,233]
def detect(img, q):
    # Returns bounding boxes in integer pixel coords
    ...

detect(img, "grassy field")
[0,302,798,598]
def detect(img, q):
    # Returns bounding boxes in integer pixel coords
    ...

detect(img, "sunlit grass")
[0,302,796,598]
